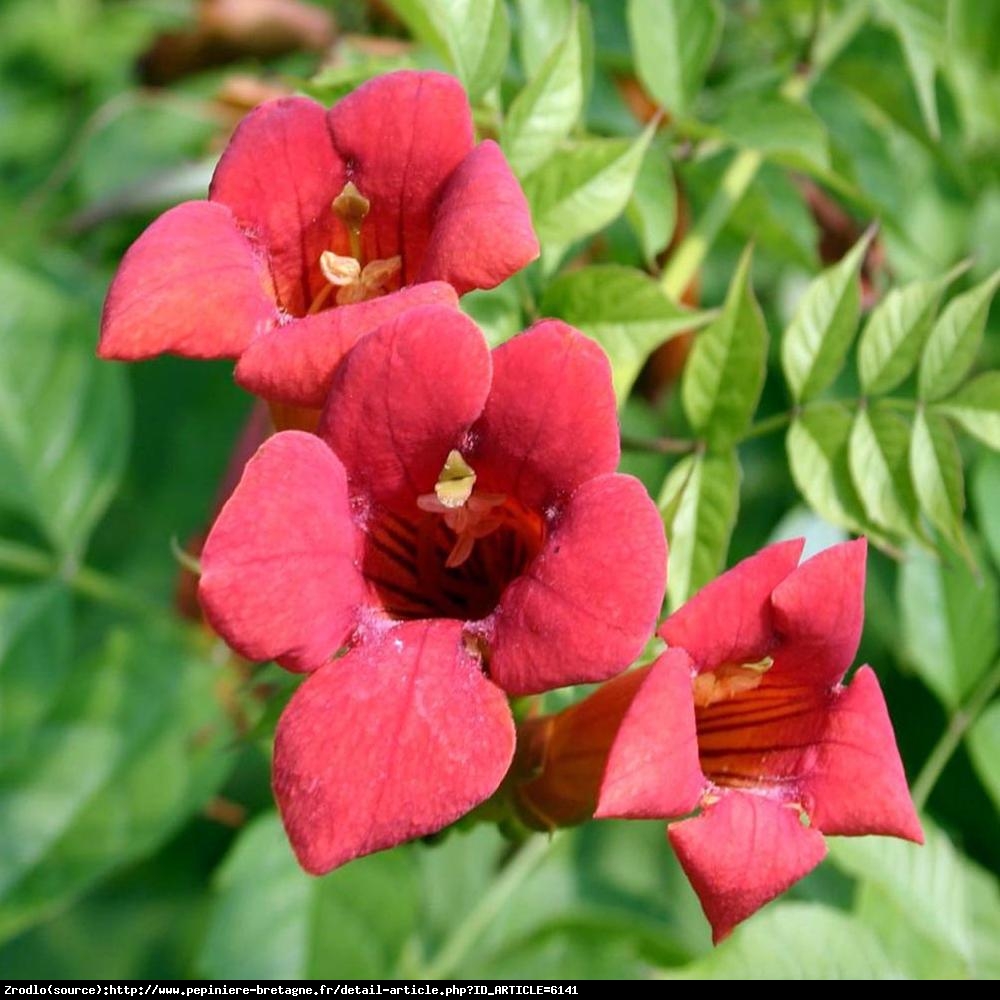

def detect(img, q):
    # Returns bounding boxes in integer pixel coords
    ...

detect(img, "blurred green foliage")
[1,0,998,980]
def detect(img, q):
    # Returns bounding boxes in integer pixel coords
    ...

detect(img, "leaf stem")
[421,833,560,979]
[0,536,168,620]
[741,409,794,442]
[911,658,1000,812]
[620,433,697,456]
[660,147,763,301]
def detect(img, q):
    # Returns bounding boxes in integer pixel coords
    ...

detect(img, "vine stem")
[911,659,1000,812]
[620,433,697,456]
[421,833,560,980]
[660,147,763,301]
[0,536,168,620]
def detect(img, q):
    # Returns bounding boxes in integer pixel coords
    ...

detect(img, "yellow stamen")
[416,451,507,568]
[692,656,774,708]
[320,251,362,286]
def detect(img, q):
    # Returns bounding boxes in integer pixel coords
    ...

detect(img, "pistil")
[417,450,507,568]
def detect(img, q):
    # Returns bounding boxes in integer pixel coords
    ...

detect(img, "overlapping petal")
[318,305,492,510]
[418,141,540,295]
[769,537,867,686]
[801,666,923,841]
[98,201,277,360]
[326,70,475,282]
[471,320,621,510]
[234,282,459,408]
[668,792,828,943]
[274,619,515,875]
[487,473,666,695]
[659,538,803,668]
[199,431,365,672]
[596,650,705,820]
[210,96,348,315]
[100,71,538,374]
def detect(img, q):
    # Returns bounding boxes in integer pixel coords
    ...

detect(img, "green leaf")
[627,0,722,118]
[716,95,831,175]
[661,450,740,610]
[787,404,875,538]
[539,265,711,404]
[626,134,676,267]
[967,699,1000,814]
[522,130,654,262]
[386,0,509,101]
[681,246,768,447]
[971,452,1000,572]
[857,267,963,395]
[876,0,945,138]
[848,404,921,538]
[918,270,1000,401]
[910,408,968,554]
[502,7,581,178]
[199,813,420,979]
[0,626,237,942]
[935,373,1000,450]
[515,0,573,78]
[897,542,999,708]
[662,902,903,979]
[0,259,129,557]
[781,229,873,402]
[0,582,71,759]
[830,820,995,977]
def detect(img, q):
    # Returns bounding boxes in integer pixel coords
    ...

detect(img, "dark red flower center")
[693,660,826,794]
[361,451,546,625]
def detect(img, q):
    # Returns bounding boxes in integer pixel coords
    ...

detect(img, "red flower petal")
[597,650,705,819]
[327,71,474,284]
[273,618,515,874]
[659,538,804,669]
[769,538,867,687]
[417,141,540,295]
[235,282,460,408]
[199,431,365,672]
[210,96,347,316]
[98,201,277,360]
[319,305,492,511]
[471,320,621,510]
[669,791,828,943]
[488,473,667,696]
[802,666,923,842]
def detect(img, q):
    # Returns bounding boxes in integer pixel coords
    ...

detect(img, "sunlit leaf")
[522,131,654,264]
[662,902,904,979]
[627,0,722,118]
[385,0,509,101]
[781,229,872,402]
[681,246,768,447]
[918,270,1000,401]
[626,134,676,267]
[848,404,921,538]
[502,7,582,178]
[910,408,968,554]
[897,542,999,708]
[830,820,998,978]
[540,265,711,404]
[661,450,740,610]
[935,373,1000,450]
[857,267,963,395]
